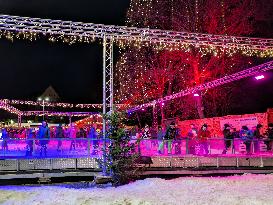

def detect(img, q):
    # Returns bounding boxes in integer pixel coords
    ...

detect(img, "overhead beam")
[128,60,273,112]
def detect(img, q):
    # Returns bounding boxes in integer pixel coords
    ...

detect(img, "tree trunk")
[160,105,165,127]
[196,94,205,119]
[192,59,205,119]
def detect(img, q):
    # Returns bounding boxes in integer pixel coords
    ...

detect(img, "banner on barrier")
[220,117,258,130]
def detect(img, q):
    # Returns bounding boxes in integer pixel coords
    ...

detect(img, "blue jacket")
[157,130,165,140]
[88,127,98,139]
[240,129,253,141]
[38,126,50,145]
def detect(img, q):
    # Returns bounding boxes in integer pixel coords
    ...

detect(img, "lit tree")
[116,0,271,123]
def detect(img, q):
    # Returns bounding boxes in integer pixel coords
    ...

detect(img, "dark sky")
[0,0,130,103]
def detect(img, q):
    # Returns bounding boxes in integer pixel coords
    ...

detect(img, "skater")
[157,126,165,154]
[55,124,64,152]
[38,121,50,157]
[69,123,77,151]
[240,126,253,154]
[88,125,99,155]
[222,124,233,154]
[26,128,35,157]
[1,128,9,152]
[265,123,273,151]
[159,122,177,155]
[198,124,211,155]
[142,124,152,153]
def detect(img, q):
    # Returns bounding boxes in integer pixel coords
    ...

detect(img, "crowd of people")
[1,120,273,156]
[131,122,273,155]
[0,121,102,157]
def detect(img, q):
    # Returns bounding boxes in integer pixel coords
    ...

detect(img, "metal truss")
[129,60,273,112]
[103,36,114,115]
[0,14,272,51]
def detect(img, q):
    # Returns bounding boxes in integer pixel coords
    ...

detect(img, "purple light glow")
[194,93,200,97]
[255,75,265,80]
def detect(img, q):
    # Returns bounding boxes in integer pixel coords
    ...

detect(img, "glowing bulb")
[255,75,265,80]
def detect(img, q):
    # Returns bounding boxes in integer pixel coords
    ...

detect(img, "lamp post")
[38,97,50,120]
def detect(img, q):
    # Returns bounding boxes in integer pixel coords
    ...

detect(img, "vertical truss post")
[17,114,21,128]
[102,35,114,175]
[152,102,158,129]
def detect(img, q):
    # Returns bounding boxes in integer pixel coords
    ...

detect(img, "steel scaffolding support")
[0,14,272,51]
[129,60,273,112]
[102,35,114,175]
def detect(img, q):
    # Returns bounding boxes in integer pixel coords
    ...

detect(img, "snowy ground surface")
[1,174,273,205]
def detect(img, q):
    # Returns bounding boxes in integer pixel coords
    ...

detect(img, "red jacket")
[198,130,211,142]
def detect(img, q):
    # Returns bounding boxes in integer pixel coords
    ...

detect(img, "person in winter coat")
[222,124,233,154]
[38,121,50,157]
[253,124,264,153]
[88,125,99,155]
[69,123,77,151]
[198,124,211,155]
[1,128,9,152]
[265,123,273,151]
[240,126,253,154]
[55,124,64,152]
[26,128,35,156]
[159,122,177,155]
[157,126,165,154]
[142,124,152,153]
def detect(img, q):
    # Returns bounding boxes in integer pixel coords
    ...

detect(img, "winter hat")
[224,124,230,129]
[242,126,248,130]
[170,122,175,126]
[202,124,208,128]
[257,124,263,128]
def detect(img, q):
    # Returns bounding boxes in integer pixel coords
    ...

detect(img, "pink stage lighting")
[194,93,200,97]
[255,75,265,80]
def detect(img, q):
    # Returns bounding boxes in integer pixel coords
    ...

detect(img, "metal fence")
[0,138,272,159]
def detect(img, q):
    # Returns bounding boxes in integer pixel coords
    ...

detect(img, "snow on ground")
[1,174,273,205]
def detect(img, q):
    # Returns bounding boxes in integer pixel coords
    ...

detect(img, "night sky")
[0,0,272,115]
[0,0,130,103]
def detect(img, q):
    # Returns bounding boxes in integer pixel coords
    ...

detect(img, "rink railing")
[0,138,273,159]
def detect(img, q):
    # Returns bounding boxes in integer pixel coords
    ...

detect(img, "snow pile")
[1,174,273,205]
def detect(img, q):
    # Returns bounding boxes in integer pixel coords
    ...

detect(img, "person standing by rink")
[38,121,50,157]
[69,123,77,151]
[240,126,253,154]
[198,124,211,155]
[222,124,233,154]
[160,122,177,155]
[26,128,35,157]
[88,124,99,155]
[1,128,9,152]
[142,124,152,153]
[55,124,64,152]
[265,123,273,151]
[157,126,165,154]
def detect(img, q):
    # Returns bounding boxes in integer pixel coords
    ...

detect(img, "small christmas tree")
[98,110,141,186]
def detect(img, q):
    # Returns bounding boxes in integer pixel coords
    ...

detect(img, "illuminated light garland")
[0,100,22,115]
[128,60,273,112]
[1,99,126,109]
[22,111,101,117]
[0,14,272,57]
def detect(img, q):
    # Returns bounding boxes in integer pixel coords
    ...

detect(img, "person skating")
[38,121,50,157]
[198,124,211,155]
[222,124,233,154]
[1,128,9,152]
[55,124,64,152]
[160,122,177,155]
